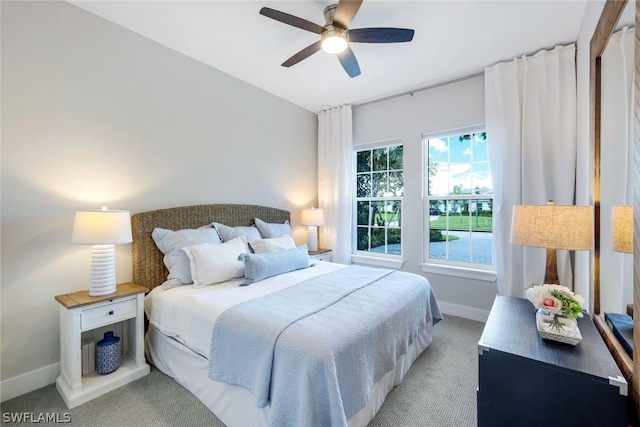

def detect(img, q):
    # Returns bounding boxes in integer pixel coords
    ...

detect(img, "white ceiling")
[69,0,592,112]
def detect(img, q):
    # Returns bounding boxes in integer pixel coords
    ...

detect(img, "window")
[424,129,493,268]
[354,143,403,256]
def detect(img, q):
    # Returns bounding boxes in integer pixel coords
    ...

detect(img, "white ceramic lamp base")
[307,226,318,252]
[89,244,117,296]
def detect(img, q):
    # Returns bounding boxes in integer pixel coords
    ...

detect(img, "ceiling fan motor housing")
[259,0,414,78]
[323,4,340,26]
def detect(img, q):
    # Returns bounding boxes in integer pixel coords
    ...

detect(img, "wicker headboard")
[131,204,290,290]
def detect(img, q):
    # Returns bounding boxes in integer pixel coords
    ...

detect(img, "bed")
[134,204,442,427]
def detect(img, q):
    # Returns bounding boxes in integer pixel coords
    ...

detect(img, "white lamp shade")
[612,205,633,254]
[321,28,348,54]
[301,208,325,226]
[72,209,132,245]
[322,36,348,54]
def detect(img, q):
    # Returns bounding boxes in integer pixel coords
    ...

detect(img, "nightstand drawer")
[81,299,136,330]
[308,249,332,262]
[310,252,330,261]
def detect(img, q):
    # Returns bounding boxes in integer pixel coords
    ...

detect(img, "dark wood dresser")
[477,295,627,426]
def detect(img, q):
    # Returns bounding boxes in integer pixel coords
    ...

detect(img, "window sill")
[419,263,496,282]
[351,255,404,269]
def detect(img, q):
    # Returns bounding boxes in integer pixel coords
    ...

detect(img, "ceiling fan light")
[321,28,348,55]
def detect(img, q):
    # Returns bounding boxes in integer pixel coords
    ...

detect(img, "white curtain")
[318,105,353,264]
[485,44,577,297]
[600,27,634,313]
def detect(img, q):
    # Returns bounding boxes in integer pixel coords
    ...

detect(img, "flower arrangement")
[526,284,585,332]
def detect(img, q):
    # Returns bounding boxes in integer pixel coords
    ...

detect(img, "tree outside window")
[355,144,403,255]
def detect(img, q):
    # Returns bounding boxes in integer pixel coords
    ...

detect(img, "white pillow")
[254,218,292,238]
[151,227,222,290]
[183,236,249,288]
[249,234,296,254]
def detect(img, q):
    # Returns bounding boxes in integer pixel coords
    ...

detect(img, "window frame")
[352,138,404,264]
[421,125,496,280]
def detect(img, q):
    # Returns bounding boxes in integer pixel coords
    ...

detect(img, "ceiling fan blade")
[333,0,363,29]
[349,28,415,43]
[282,41,323,67]
[260,7,324,34]
[338,47,361,78]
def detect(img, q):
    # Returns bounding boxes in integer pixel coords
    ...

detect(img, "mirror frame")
[590,0,637,414]
[633,0,639,415]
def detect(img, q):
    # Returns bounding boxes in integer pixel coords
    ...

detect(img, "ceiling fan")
[259,0,415,78]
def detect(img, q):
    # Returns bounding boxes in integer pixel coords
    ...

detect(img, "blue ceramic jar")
[96,332,121,375]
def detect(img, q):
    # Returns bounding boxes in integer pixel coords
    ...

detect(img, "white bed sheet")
[145,261,346,358]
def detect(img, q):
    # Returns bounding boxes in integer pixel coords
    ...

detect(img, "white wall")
[352,76,498,321]
[1,1,317,400]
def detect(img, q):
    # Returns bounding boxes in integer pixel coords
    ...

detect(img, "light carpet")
[1,315,484,427]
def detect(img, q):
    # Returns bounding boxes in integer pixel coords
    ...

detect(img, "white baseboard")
[1,362,59,402]
[438,301,489,323]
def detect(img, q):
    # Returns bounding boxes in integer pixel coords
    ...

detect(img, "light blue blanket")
[209,265,442,427]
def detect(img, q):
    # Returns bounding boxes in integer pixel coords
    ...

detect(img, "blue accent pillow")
[238,245,310,286]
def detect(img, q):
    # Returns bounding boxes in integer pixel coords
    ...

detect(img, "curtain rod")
[352,71,484,109]
[351,42,579,110]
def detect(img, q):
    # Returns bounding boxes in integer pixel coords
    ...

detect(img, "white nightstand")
[55,283,150,408]
[308,248,332,262]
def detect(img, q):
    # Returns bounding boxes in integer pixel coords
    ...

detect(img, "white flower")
[526,283,585,319]
[526,286,549,309]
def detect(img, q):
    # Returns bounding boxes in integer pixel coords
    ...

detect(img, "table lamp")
[72,207,132,296]
[611,205,633,254]
[301,207,325,252]
[511,200,593,284]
